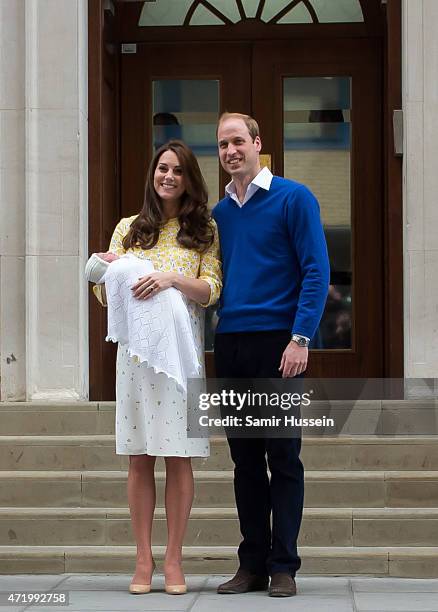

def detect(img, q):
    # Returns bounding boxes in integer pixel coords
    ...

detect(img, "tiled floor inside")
[1,575,438,612]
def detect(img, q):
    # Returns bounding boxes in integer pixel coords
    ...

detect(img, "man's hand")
[279,340,308,378]
[96,251,119,263]
[131,271,176,300]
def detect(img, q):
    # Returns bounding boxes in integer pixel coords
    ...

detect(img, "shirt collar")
[225,166,273,197]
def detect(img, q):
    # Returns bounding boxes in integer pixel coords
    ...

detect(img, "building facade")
[0,0,437,401]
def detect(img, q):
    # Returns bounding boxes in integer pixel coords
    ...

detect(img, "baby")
[85,252,201,392]
[84,251,119,284]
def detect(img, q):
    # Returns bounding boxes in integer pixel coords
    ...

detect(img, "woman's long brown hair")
[122,141,214,253]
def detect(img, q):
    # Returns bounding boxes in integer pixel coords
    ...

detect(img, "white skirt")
[115,344,209,457]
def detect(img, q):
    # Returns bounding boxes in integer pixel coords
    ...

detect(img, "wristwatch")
[291,334,310,348]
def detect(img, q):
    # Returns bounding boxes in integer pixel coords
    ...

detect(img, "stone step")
[1,545,437,577]
[1,400,437,435]
[1,470,438,508]
[1,507,438,548]
[0,436,127,472]
[0,403,114,436]
[2,435,438,471]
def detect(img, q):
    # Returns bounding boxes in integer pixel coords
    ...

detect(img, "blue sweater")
[212,176,330,339]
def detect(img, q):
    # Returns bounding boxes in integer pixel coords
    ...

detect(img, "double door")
[121,38,383,377]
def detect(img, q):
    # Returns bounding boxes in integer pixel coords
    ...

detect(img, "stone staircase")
[0,401,438,576]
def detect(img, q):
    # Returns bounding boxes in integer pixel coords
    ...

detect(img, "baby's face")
[97,252,119,263]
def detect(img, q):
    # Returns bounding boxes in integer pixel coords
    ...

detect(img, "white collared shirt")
[225,166,273,207]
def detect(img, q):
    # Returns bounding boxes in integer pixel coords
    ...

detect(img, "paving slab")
[295,576,351,595]
[354,591,438,611]
[191,593,354,612]
[53,573,135,591]
[0,575,64,590]
[0,576,64,612]
[352,577,438,592]
[56,573,207,592]
[27,588,197,611]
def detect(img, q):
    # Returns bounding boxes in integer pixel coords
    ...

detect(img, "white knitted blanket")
[101,254,201,393]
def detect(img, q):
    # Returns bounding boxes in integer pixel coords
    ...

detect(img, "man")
[212,113,330,597]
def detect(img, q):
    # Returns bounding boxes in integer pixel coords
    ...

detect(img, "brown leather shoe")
[217,568,269,594]
[269,573,297,597]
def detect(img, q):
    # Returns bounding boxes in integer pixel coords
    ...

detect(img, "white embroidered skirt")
[115,344,209,456]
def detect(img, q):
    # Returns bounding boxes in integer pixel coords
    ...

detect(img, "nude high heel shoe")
[129,559,156,594]
[165,583,187,595]
[164,563,187,594]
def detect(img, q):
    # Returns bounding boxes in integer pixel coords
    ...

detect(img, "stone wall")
[403,0,438,377]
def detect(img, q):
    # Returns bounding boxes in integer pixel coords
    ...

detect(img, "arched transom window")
[138,0,364,27]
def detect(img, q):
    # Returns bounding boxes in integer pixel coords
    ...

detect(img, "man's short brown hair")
[217,112,260,142]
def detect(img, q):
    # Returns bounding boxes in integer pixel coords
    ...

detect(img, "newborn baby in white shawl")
[85,253,201,393]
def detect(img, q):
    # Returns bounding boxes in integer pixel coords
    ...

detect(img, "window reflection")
[152,79,220,207]
[153,112,182,149]
[283,76,352,349]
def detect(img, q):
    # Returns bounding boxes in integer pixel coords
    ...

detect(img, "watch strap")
[291,334,310,347]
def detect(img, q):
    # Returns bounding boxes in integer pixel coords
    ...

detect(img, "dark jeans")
[214,330,304,577]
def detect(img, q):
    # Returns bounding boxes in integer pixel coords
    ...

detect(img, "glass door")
[121,42,251,219]
[253,39,383,376]
[121,42,251,374]
[282,75,353,351]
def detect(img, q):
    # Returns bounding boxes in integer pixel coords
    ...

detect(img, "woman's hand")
[131,272,176,299]
[96,251,119,263]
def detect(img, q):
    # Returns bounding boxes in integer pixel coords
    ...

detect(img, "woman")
[92,141,221,594]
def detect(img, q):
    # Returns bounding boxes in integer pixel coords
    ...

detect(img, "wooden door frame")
[88,0,120,400]
[88,0,403,398]
[383,0,403,377]
[88,0,107,401]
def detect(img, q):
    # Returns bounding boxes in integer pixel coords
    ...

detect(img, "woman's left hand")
[131,272,176,299]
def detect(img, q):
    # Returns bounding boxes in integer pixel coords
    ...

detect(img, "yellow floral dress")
[108,215,222,457]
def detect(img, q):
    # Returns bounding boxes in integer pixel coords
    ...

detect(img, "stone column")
[0,0,89,400]
[403,0,438,378]
[0,0,26,400]
[25,0,89,400]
